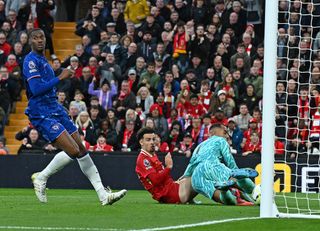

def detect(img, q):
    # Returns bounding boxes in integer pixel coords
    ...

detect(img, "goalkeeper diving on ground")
[135,124,259,205]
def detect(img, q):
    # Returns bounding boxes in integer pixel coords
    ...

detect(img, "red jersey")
[135,149,180,203]
[184,102,207,118]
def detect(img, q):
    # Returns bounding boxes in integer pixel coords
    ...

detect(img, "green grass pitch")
[0,189,319,230]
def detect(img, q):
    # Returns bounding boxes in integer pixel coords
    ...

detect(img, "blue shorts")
[29,105,77,142]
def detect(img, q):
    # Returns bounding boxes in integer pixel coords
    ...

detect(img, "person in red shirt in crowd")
[118,119,139,152]
[135,127,197,204]
[287,118,309,148]
[211,108,228,126]
[274,136,285,155]
[176,79,191,117]
[183,94,207,129]
[186,116,202,145]
[241,118,262,148]
[0,32,12,56]
[309,101,320,154]
[252,107,262,129]
[154,133,169,153]
[198,79,213,111]
[173,132,195,158]
[93,134,114,152]
[68,56,83,79]
[242,132,262,156]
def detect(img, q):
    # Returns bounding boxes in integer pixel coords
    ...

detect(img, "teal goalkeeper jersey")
[183,136,238,177]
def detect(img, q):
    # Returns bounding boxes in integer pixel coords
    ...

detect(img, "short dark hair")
[137,127,155,141]
[209,123,223,132]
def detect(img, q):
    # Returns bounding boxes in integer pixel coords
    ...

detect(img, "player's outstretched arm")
[27,69,74,97]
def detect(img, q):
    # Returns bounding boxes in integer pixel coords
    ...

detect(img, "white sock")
[77,154,107,201]
[38,151,74,181]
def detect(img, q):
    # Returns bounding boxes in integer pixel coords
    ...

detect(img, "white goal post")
[261,0,320,219]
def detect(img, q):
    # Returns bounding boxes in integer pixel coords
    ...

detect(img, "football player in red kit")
[135,127,197,204]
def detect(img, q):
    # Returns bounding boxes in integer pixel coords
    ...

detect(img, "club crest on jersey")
[52,124,60,131]
[28,61,36,69]
[144,159,151,169]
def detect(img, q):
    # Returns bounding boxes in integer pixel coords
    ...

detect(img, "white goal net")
[262,0,320,218]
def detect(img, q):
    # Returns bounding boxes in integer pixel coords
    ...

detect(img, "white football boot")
[101,188,127,206]
[31,172,47,203]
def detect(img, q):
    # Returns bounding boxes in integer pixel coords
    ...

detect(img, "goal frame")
[261,0,320,219]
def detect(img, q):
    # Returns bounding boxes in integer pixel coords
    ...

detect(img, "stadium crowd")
[0,0,319,158]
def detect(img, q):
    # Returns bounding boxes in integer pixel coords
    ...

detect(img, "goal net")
[261,0,320,218]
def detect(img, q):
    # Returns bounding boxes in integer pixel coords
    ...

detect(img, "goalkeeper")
[183,123,258,205]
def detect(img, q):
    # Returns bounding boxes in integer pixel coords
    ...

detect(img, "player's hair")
[29,28,44,38]
[209,123,223,132]
[137,127,155,141]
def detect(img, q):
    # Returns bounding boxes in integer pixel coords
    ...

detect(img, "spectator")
[75,110,96,145]
[113,80,137,119]
[239,84,260,114]
[149,103,168,140]
[244,66,263,98]
[89,96,107,119]
[62,44,89,68]
[0,137,8,155]
[189,24,211,64]
[173,132,195,158]
[75,20,101,44]
[137,31,156,62]
[124,0,149,27]
[70,90,87,113]
[68,56,83,79]
[213,55,229,84]
[211,107,228,126]
[96,53,122,84]
[232,104,252,131]
[56,90,69,109]
[138,62,160,94]
[124,43,138,72]
[101,32,126,68]
[209,90,235,118]
[167,22,189,61]
[95,119,118,149]
[118,119,139,152]
[17,31,31,55]
[154,132,169,153]
[227,118,243,154]
[242,132,261,156]
[5,54,22,102]
[18,129,46,154]
[89,105,101,129]
[107,8,126,36]
[0,32,12,57]
[136,86,154,116]
[215,73,239,101]
[93,134,114,152]
[88,77,117,110]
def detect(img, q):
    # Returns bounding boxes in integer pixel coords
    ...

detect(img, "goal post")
[260,0,278,218]
[261,0,320,219]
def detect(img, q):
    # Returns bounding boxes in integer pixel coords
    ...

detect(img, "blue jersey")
[23,51,59,118]
[184,136,238,177]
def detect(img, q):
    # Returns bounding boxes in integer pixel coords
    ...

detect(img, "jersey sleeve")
[23,58,41,82]
[220,138,238,169]
[135,155,157,179]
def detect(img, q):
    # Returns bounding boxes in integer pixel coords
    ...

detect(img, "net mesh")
[275,0,320,215]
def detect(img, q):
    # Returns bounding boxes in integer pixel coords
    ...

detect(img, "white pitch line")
[0,226,121,231]
[131,217,261,231]
[0,217,260,231]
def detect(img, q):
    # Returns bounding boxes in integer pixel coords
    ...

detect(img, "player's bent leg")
[178,177,198,204]
[70,131,127,205]
[31,131,77,203]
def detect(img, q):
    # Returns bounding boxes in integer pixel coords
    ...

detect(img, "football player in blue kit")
[23,28,126,205]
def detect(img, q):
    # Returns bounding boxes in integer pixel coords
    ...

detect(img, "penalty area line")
[131,217,261,231]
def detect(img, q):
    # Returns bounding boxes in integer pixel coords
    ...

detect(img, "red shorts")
[158,182,181,204]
